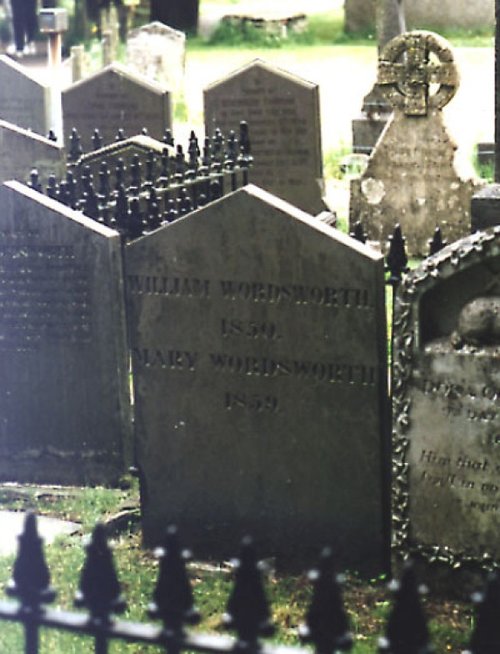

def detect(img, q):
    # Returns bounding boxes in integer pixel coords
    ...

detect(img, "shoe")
[6,43,16,55]
[26,41,36,55]
[15,50,23,58]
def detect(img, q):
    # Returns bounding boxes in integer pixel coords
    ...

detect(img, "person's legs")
[25,0,37,44]
[10,0,25,54]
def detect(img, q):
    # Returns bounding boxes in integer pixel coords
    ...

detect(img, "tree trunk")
[150,0,199,33]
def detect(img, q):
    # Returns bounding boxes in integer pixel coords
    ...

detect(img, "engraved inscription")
[0,244,91,349]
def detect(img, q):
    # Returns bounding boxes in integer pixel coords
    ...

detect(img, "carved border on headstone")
[392,226,500,569]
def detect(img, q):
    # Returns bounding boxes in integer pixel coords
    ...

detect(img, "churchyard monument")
[350,31,481,256]
[392,227,500,581]
[0,182,132,485]
[126,185,390,572]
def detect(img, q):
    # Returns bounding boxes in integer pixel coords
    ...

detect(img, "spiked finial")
[466,571,500,654]
[350,221,367,244]
[75,524,126,624]
[7,513,56,610]
[148,525,200,635]
[69,127,83,162]
[299,548,352,653]
[223,537,274,646]
[378,562,432,654]
[386,224,408,285]
[427,226,446,256]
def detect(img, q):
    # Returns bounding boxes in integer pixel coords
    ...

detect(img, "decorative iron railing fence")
[0,512,498,654]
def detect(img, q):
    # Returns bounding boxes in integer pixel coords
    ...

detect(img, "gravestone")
[126,184,390,572]
[62,63,172,152]
[352,0,405,155]
[204,59,326,216]
[392,227,500,583]
[0,119,65,186]
[0,55,51,136]
[126,21,185,93]
[0,181,132,485]
[350,31,481,256]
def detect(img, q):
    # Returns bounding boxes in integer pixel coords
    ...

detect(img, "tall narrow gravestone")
[204,60,326,216]
[0,56,51,136]
[350,31,481,256]
[126,185,390,572]
[0,182,132,485]
[62,63,172,151]
[392,227,500,581]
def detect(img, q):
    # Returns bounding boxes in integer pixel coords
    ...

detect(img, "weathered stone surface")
[126,21,185,93]
[62,63,172,151]
[392,227,500,580]
[0,182,132,485]
[345,0,494,33]
[204,59,326,215]
[0,56,51,136]
[350,31,481,256]
[126,184,389,572]
[0,119,65,187]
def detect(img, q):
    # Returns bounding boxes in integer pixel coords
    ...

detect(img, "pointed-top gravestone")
[62,63,172,151]
[126,21,186,93]
[0,119,65,186]
[0,181,132,485]
[204,59,326,216]
[392,227,500,585]
[350,31,482,256]
[0,55,51,136]
[126,184,389,572]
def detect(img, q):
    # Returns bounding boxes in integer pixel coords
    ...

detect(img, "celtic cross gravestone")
[350,31,480,255]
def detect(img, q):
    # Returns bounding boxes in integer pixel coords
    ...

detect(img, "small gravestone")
[0,55,51,136]
[126,21,185,93]
[0,181,132,485]
[0,120,65,186]
[350,31,481,256]
[126,185,389,572]
[204,59,326,215]
[62,63,172,151]
[392,227,500,584]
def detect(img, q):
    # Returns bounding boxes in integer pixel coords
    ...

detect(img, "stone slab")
[0,55,51,137]
[204,59,326,216]
[471,184,500,233]
[62,63,172,152]
[0,119,65,187]
[0,511,79,556]
[0,181,132,485]
[126,184,389,572]
[392,228,500,583]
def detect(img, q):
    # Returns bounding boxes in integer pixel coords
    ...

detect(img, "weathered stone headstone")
[126,185,389,572]
[392,227,500,582]
[126,21,186,93]
[0,55,51,136]
[350,31,481,256]
[0,181,132,485]
[0,119,65,186]
[204,59,326,215]
[62,63,172,151]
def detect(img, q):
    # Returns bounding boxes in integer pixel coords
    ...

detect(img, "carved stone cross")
[378,31,459,116]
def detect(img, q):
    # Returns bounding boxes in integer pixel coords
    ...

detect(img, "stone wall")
[345,0,494,33]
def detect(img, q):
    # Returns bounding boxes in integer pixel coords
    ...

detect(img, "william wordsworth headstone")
[0,56,51,136]
[392,227,500,581]
[0,120,65,186]
[204,60,326,215]
[0,182,132,485]
[62,63,172,151]
[126,185,389,572]
[350,31,481,256]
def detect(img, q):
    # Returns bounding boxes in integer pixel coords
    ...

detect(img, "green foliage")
[474,158,494,183]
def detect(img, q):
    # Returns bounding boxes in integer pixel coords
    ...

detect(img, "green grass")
[0,486,476,653]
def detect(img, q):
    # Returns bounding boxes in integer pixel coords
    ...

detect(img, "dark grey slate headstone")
[0,181,132,485]
[204,59,326,216]
[62,63,172,151]
[0,119,65,187]
[126,184,389,572]
[392,227,500,582]
[0,55,51,136]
